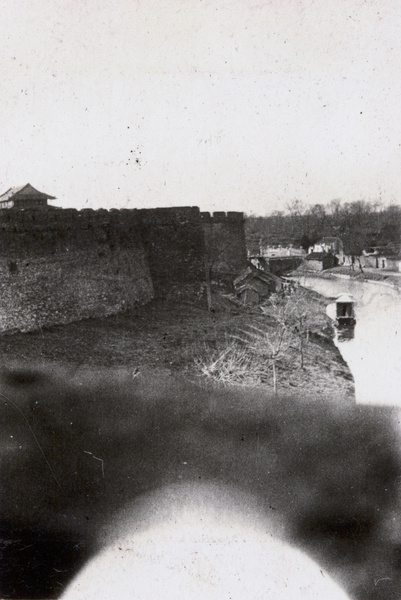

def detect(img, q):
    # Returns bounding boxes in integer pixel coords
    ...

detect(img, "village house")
[260,244,306,258]
[361,246,401,272]
[0,184,56,210]
[308,236,344,263]
[234,265,282,305]
[248,252,303,276]
[305,251,339,271]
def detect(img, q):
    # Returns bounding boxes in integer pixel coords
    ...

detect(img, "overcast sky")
[1,0,400,215]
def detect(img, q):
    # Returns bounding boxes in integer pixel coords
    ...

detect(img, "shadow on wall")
[0,206,247,331]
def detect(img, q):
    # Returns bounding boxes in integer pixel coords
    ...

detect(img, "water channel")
[296,275,401,407]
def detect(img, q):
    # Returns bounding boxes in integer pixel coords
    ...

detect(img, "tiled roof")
[0,184,56,202]
[234,266,281,288]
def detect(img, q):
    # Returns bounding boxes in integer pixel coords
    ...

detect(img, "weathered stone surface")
[0,206,247,331]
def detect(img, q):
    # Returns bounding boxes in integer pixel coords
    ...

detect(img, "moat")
[297,274,401,407]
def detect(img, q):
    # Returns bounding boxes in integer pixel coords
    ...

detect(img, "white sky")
[1,0,401,215]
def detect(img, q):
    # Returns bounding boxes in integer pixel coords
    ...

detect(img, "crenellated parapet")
[200,210,245,224]
[0,207,138,233]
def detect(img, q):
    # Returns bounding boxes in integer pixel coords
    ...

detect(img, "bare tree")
[285,199,305,217]
[250,293,296,393]
[260,287,312,372]
[283,286,311,369]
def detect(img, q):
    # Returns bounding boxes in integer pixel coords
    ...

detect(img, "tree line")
[246,199,401,256]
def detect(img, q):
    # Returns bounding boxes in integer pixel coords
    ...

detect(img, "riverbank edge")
[295,266,401,292]
[281,275,357,402]
[191,286,355,403]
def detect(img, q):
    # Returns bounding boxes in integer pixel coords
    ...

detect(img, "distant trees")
[245,199,401,256]
[297,234,312,252]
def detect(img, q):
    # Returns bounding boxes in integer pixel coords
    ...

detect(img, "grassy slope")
[0,287,354,403]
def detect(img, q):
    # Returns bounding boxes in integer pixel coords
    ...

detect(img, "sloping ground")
[0,288,353,403]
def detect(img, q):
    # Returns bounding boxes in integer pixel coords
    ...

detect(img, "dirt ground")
[0,287,354,403]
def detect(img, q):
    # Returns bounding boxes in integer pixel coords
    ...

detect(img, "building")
[361,252,401,271]
[0,184,56,210]
[234,266,282,305]
[361,246,401,271]
[309,237,343,255]
[260,245,306,258]
[308,237,344,264]
[305,252,339,271]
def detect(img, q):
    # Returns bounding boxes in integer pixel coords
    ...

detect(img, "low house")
[305,252,339,271]
[248,253,302,277]
[234,266,282,305]
[363,254,401,271]
[361,247,401,272]
[386,256,401,272]
[309,237,344,264]
[0,184,56,210]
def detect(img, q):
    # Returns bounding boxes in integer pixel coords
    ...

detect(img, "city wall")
[0,209,153,332]
[137,207,206,296]
[0,206,246,332]
[201,211,248,286]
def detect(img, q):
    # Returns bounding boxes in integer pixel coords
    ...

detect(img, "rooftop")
[0,184,56,203]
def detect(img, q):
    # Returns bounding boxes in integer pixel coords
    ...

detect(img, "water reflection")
[336,326,355,342]
[298,275,401,407]
[327,302,355,341]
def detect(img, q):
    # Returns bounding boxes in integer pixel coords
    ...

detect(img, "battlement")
[0,206,206,231]
[200,211,244,224]
[0,207,138,231]
[138,206,201,222]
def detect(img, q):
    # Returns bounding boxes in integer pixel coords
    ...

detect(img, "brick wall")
[0,208,153,332]
[137,207,206,297]
[201,211,248,288]
[0,206,246,332]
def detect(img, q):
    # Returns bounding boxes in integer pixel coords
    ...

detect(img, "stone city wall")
[201,211,248,287]
[0,209,153,332]
[0,206,246,332]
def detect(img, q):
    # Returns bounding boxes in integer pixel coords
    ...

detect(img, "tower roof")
[0,183,56,202]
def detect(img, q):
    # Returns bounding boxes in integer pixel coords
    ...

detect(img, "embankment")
[298,265,401,291]
[0,287,354,403]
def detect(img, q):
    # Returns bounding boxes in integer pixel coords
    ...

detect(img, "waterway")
[296,275,401,407]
